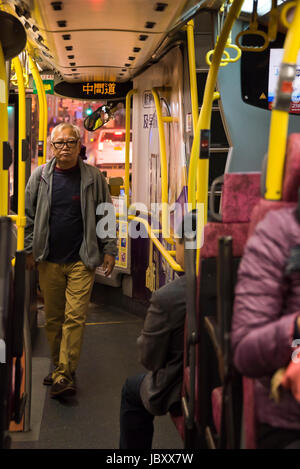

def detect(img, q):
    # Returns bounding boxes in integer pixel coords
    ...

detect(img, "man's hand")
[102,254,115,277]
[26,253,36,271]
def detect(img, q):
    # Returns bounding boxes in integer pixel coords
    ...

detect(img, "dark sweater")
[47,164,83,264]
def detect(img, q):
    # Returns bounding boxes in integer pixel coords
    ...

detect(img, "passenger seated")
[119,212,196,449]
[232,197,300,449]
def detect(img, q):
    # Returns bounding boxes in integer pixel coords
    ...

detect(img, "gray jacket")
[25,157,117,270]
[138,275,186,416]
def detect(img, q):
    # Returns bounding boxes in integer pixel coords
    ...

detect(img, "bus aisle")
[9,287,183,449]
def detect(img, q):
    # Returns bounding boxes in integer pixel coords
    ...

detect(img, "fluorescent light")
[241,0,285,15]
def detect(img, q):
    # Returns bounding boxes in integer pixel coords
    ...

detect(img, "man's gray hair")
[51,123,81,141]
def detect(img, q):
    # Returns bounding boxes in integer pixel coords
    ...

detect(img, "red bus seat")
[171,172,261,446]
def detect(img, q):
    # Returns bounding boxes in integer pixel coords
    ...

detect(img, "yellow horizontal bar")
[162,116,178,122]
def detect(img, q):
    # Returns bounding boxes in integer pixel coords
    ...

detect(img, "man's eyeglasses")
[52,139,78,149]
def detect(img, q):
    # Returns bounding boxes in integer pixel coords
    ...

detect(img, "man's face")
[51,127,81,168]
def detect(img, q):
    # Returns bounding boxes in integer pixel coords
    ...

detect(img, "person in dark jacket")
[25,123,117,399]
[232,205,300,449]
[119,213,196,449]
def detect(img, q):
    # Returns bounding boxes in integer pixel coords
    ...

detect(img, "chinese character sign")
[82,82,117,97]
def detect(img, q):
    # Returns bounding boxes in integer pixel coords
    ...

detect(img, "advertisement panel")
[268,49,300,114]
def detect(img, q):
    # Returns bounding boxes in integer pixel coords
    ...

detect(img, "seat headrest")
[221,173,261,223]
[282,134,300,202]
[109,177,123,185]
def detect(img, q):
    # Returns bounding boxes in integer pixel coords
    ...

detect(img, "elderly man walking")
[25,123,117,398]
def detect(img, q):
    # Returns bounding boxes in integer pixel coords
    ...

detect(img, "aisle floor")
[10,300,183,449]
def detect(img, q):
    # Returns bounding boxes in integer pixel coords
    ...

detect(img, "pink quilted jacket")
[232,207,300,429]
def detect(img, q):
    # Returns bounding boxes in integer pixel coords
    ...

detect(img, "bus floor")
[9,291,183,450]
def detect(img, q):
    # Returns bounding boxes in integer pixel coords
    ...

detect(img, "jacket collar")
[42,156,94,188]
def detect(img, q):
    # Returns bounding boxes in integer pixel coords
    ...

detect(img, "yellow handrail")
[125,89,137,207]
[188,0,244,214]
[43,78,48,164]
[0,41,8,216]
[11,57,26,250]
[116,213,183,272]
[187,0,244,275]
[28,55,46,166]
[265,1,300,200]
[151,87,175,244]
[187,20,199,136]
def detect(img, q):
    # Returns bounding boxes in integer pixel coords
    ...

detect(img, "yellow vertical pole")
[151,87,171,242]
[186,20,200,206]
[28,55,45,166]
[0,41,8,216]
[265,1,300,200]
[125,89,137,207]
[12,57,26,250]
[43,85,48,164]
[188,0,244,215]
[187,0,244,275]
[187,20,199,135]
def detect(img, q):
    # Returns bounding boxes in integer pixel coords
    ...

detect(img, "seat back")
[177,172,261,446]
[241,133,300,449]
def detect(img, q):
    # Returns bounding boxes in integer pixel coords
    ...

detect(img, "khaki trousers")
[38,260,95,383]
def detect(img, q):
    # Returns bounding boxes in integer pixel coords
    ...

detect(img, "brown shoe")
[50,378,76,398]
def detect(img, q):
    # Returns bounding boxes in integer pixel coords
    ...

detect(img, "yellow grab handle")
[235,28,269,52]
[280,1,297,29]
[223,42,241,62]
[206,48,231,67]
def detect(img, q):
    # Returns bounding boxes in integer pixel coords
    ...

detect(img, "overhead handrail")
[235,0,269,52]
[28,55,47,165]
[265,0,300,200]
[125,89,137,207]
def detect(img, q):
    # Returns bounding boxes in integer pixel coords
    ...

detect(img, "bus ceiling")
[8,0,223,84]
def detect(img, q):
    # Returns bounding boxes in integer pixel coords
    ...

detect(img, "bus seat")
[240,133,300,450]
[173,172,260,447]
[201,174,260,448]
[108,177,124,196]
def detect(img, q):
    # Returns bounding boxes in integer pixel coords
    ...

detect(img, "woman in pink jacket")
[232,205,300,449]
